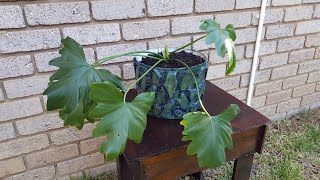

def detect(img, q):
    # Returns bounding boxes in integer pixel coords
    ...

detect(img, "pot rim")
[134,48,208,71]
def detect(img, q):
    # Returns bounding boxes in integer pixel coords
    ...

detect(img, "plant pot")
[133,49,208,120]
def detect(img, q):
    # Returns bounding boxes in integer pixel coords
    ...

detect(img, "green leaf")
[224,24,237,41]
[163,46,170,61]
[200,19,237,75]
[180,104,240,168]
[89,81,155,160]
[226,47,237,75]
[43,37,125,130]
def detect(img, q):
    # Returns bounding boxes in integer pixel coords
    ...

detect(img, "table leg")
[232,154,254,180]
[117,155,142,180]
[190,171,202,180]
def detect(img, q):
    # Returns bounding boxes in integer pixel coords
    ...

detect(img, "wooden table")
[117,81,270,180]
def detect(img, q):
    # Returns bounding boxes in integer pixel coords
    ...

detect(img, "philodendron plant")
[44,19,240,168]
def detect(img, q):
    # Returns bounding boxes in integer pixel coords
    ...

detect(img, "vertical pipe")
[246,0,268,106]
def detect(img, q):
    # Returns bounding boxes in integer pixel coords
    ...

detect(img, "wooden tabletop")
[124,81,270,162]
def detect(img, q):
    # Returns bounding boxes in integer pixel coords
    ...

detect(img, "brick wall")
[0,0,319,179]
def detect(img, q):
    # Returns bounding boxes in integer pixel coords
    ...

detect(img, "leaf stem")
[174,59,211,117]
[170,35,206,54]
[123,59,165,102]
[95,51,164,66]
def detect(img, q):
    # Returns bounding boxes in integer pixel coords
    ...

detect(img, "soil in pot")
[134,50,208,120]
[141,51,205,68]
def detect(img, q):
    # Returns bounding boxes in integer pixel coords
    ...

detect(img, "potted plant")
[43,19,240,168]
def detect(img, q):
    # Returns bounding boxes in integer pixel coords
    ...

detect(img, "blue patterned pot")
[134,49,208,120]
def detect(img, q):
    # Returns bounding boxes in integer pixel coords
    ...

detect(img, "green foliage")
[89,81,155,160]
[200,19,237,75]
[203,162,234,180]
[286,126,320,153]
[270,155,303,180]
[180,104,240,168]
[252,110,320,180]
[162,46,170,62]
[44,18,240,169]
[43,37,125,129]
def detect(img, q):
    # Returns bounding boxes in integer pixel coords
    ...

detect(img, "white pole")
[246,0,268,106]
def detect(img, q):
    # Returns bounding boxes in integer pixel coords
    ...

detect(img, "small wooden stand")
[117,81,270,180]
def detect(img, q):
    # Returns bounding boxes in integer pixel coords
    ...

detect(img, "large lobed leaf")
[180,104,240,168]
[89,81,155,160]
[43,37,125,130]
[200,19,237,75]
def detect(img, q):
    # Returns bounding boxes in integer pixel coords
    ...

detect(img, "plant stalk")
[170,35,206,54]
[95,51,163,66]
[95,34,206,67]
[123,59,165,102]
[174,59,211,117]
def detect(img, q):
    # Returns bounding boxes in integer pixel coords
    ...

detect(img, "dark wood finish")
[117,155,142,180]
[190,172,202,180]
[232,154,254,180]
[118,81,270,180]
